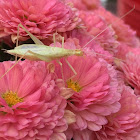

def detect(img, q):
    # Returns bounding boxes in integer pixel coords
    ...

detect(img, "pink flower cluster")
[0,0,81,42]
[0,0,140,140]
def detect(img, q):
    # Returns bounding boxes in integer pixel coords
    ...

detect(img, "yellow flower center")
[2,91,23,107]
[67,79,82,92]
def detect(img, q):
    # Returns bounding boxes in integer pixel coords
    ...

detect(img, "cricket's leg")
[53,33,56,47]
[62,37,64,48]
[18,24,44,45]
[0,50,29,80]
[15,23,21,61]
[57,60,65,85]
[64,58,77,80]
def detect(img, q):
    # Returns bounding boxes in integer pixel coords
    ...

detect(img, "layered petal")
[0,60,67,139]
[0,0,80,41]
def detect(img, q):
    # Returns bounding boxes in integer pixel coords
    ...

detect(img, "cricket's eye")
[75,50,83,56]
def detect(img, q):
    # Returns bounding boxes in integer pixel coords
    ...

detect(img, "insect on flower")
[0,5,135,80]
[0,24,84,79]
[7,24,84,62]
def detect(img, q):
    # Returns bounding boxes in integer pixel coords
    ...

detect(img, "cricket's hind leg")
[15,23,21,61]
[17,24,44,45]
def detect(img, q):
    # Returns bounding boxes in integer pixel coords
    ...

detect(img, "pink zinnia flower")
[0,0,80,41]
[94,7,140,48]
[117,48,140,95]
[79,10,119,53]
[0,60,67,140]
[55,55,121,139]
[94,86,140,140]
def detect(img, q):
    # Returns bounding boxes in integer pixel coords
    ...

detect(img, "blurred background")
[102,0,140,37]
[101,0,117,14]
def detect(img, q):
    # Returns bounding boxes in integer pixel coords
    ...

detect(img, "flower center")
[67,79,82,92]
[2,91,23,107]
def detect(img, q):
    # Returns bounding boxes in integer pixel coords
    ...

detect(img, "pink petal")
[0,63,8,93]
[7,64,23,92]
[5,125,18,137]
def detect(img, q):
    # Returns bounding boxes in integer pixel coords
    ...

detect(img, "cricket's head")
[75,49,84,56]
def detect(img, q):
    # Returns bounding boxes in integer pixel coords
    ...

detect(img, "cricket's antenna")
[62,37,64,48]
[83,5,135,49]
[118,4,135,20]
[92,51,125,62]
